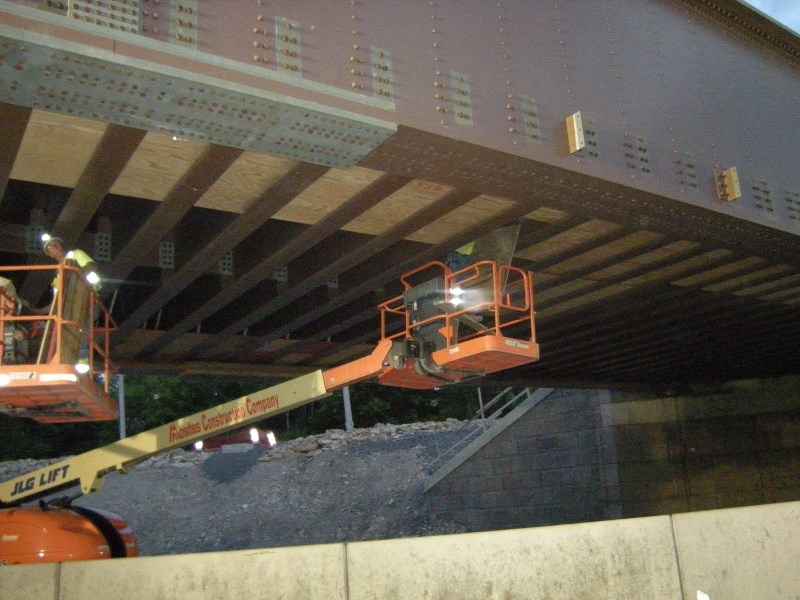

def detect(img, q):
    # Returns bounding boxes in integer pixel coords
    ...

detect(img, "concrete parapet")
[347,516,681,600]
[0,563,58,599]
[2,501,797,599]
[0,544,347,600]
[673,501,800,600]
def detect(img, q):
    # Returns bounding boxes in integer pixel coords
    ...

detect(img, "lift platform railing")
[0,263,118,422]
[379,260,536,349]
[375,260,538,389]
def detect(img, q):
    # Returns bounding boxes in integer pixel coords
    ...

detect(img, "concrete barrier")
[347,516,681,599]
[0,563,58,599]
[1,501,798,600]
[673,502,800,600]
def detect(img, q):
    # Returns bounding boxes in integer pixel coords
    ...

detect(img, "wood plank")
[672,257,768,287]
[10,110,107,187]
[105,145,244,285]
[345,179,454,236]
[52,125,147,244]
[544,231,665,275]
[114,162,331,341]
[196,151,298,213]
[272,166,385,224]
[109,131,210,201]
[515,219,622,262]
[0,103,32,202]
[408,194,516,244]
[524,206,570,223]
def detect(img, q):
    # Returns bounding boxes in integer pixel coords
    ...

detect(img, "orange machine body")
[0,506,138,565]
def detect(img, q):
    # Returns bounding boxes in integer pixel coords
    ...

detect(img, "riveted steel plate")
[520,95,542,146]
[450,70,473,127]
[169,0,197,49]
[70,0,142,34]
[751,178,777,224]
[370,46,394,103]
[275,17,302,76]
[0,29,396,168]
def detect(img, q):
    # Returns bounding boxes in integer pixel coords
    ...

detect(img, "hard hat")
[42,236,64,252]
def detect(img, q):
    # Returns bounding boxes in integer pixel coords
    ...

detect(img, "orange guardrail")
[377,260,539,389]
[0,263,118,423]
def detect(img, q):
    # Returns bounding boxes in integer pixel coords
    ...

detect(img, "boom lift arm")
[1,259,539,507]
[0,260,539,564]
[0,341,394,506]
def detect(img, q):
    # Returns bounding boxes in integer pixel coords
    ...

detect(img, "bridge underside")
[1,1,799,390]
[2,111,798,390]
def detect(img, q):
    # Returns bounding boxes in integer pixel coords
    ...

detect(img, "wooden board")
[544,231,665,275]
[408,194,515,244]
[197,151,298,213]
[272,166,384,225]
[346,179,454,236]
[515,219,622,262]
[110,131,209,201]
[11,110,106,187]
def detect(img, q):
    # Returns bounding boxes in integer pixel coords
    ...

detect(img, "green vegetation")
[0,375,496,460]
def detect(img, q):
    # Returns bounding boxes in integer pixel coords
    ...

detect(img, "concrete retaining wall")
[425,389,620,530]
[426,382,800,531]
[608,385,800,517]
[2,501,797,600]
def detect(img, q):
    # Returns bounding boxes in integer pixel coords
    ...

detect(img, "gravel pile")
[1,420,474,556]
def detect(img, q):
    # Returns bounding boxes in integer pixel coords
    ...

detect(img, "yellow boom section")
[0,371,328,505]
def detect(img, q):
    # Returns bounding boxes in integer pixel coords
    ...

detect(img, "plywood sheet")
[733,272,800,297]
[197,151,298,213]
[539,241,702,306]
[516,219,622,262]
[545,231,665,275]
[540,282,636,317]
[582,241,700,281]
[524,206,570,223]
[346,179,454,236]
[703,264,794,293]
[672,257,766,287]
[536,278,597,303]
[10,110,107,187]
[541,249,740,317]
[759,284,800,303]
[624,249,735,286]
[110,131,210,201]
[408,194,515,244]
[272,166,384,225]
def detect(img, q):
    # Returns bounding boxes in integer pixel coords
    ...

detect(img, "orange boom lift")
[0,260,538,565]
[0,262,117,423]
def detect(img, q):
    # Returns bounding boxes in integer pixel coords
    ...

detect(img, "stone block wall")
[614,408,800,517]
[425,389,620,531]
[425,378,800,532]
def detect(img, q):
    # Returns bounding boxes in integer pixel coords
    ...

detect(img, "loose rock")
[0,420,473,556]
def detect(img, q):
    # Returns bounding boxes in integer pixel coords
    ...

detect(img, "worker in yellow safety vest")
[445,240,475,272]
[42,237,101,293]
[32,236,102,366]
